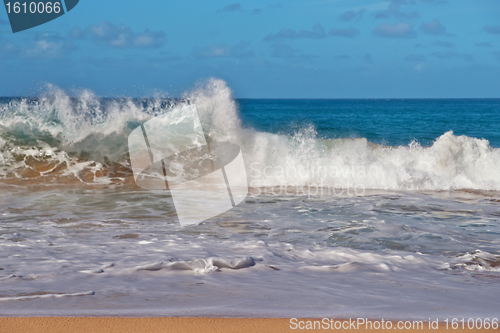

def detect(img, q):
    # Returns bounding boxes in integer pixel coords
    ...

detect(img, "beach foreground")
[0,318,495,333]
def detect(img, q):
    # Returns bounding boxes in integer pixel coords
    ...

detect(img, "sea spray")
[1,79,500,190]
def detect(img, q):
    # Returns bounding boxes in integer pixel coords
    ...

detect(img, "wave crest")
[1,79,500,191]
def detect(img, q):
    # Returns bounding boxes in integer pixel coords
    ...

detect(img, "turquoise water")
[238,99,500,147]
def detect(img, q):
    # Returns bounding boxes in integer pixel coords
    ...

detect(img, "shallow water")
[1,185,499,317]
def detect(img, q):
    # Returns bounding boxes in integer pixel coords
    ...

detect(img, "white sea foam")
[0,291,95,302]
[1,79,500,191]
[189,79,500,191]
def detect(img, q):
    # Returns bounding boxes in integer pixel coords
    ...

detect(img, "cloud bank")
[68,22,166,49]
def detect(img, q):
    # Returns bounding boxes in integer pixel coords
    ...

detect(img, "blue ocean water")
[238,98,500,147]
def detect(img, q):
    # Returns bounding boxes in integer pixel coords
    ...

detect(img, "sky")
[0,0,499,98]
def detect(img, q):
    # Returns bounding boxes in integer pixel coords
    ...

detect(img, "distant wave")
[1,79,500,191]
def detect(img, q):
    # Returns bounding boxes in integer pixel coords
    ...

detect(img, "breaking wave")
[1,79,500,191]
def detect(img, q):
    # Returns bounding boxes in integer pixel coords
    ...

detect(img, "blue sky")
[0,0,499,98]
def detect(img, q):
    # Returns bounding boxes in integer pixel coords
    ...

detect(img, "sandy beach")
[1,317,496,333]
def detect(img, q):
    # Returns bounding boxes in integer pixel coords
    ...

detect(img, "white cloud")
[81,22,166,49]
[193,41,254,59]
[217,3,242,12]
[339,9,366,22]
[373,22,417,38]
[264,24,326,41]
[419,19,452,36]
[483,25,500,35]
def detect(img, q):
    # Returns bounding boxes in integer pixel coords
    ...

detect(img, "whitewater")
[1,79,500,191]
[0,79,499,318]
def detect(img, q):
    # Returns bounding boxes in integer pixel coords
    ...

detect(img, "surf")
[1,79,500,191]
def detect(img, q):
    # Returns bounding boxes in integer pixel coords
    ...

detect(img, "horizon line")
[1,96,500,100]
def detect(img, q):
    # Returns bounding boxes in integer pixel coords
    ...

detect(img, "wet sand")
[0,317,493,333]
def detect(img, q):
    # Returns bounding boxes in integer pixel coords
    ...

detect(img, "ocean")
[0,79,499,318]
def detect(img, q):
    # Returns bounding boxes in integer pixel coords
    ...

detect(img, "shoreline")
[0,317,496,333]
